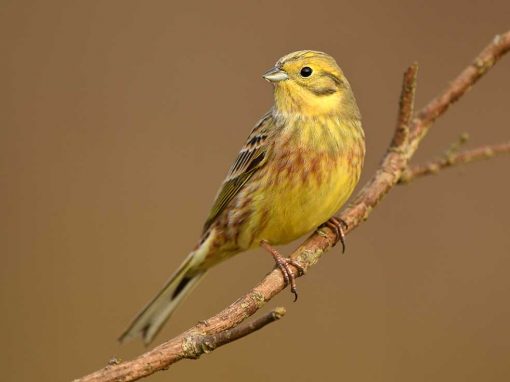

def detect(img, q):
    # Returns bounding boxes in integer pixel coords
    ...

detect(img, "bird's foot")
[260,240,305,302]
[321,216,349,253]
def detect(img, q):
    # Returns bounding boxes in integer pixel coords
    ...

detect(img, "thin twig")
[391,63,418,149]
[73,31,510,382]
[337,63,419,233]
[400,141,510,183]
[183,307,286,359]
[444,133,470,157]
[406,32,510,157]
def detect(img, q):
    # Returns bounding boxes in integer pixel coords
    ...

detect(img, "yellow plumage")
[120,50,365,344]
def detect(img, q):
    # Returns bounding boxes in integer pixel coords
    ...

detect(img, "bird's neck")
[272,85,360,121]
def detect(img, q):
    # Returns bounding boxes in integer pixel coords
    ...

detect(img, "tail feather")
[119,254,206,345]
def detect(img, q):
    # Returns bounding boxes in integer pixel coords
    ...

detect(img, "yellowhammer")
[120,50,366,344]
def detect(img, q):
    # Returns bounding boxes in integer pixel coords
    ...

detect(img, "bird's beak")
[262,66,288,82]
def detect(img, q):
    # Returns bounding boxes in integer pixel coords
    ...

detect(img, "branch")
[73,31,510,382]
[400,141,510,183]
[406,32,510,157]
[391,62,418,148]
[184,307,286,359]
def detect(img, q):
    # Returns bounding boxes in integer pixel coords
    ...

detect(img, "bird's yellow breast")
[238,116,365,248]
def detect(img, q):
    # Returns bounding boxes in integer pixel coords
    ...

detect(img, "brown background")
[1,1,509,381]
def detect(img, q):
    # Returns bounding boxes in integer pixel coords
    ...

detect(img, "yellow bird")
[120,50,366,344]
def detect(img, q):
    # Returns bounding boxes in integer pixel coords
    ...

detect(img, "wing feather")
[203,113,274,232]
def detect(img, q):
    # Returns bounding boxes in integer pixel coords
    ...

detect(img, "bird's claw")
[322,217,348,253]
[260,240,305,302]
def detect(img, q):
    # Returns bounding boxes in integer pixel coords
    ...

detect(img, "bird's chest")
[256,149,355,245]
[235,119,364,249]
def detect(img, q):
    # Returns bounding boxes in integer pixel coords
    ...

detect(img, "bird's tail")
[119,253,206,345]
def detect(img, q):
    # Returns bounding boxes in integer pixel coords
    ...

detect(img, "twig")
[73,30,510,382]
[337,63,419,233]
[74,309,286,382]
[444,132,470,157]
[400,141,510,183]
[391,62,418,148]
[406,32,510,157]
[183,307,286,359]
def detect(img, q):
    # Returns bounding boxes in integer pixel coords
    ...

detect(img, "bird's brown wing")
[203,112,274,233]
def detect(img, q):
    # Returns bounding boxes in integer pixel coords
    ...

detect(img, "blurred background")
[1,1,509,381]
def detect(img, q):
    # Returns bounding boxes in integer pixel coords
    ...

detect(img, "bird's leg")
[260,240,305,302]
[320,216,349,253]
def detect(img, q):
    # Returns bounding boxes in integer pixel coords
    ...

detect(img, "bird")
[120,50,366,345]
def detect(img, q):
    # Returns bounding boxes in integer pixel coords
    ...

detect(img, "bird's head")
[263,50,359,118]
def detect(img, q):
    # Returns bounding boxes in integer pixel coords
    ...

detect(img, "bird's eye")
[300,67,313,77]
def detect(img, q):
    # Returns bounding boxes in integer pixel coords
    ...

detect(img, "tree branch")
[183,307,286,359]
[406,32,510,157]
[391,62,418,148]
[73,30,510,382]
[400,141,510,183]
